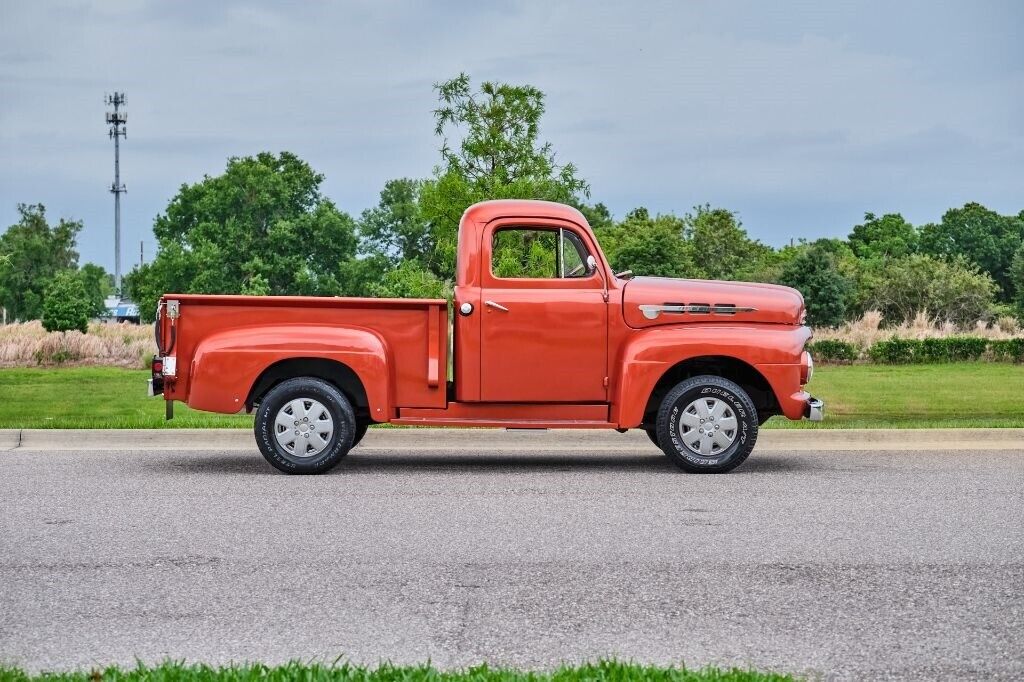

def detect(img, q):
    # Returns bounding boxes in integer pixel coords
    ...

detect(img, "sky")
[1,0,1022,274]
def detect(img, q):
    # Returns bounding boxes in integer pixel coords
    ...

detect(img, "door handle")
[485,300,509,312]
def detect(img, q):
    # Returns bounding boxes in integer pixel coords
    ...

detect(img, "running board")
[391,417,615,429]
[393,402,612,429]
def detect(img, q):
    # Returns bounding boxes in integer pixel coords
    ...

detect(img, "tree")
[919,203,1024,302]
[780,241,854,328]
[848,212,918,261]
[1010,243,1024,317]
[606,208,692,278]
[41,271,91,333]
[78,263,114,317]
[422,74,589,279]
[683,205,773,281]
[126,152,358,322]
[858,254,997,326]
[574,202,615,234]
[367,260,448,299]
[358,178,432,266]
[0,204,81,321]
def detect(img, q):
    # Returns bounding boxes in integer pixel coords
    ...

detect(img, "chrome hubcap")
[274,398,334,458]
[678,397,738,456]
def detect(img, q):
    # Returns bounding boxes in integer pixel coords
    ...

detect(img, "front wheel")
[254,377,356,474]
[656,375,758,473]
[352,419,369,447]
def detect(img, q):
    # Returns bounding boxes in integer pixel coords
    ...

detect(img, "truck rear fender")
[187,325,392,420]
[614,325,812,427]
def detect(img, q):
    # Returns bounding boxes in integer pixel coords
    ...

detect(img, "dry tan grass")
[2,311,1018,369]
[814,310,1018,349]
[0,320,156,369]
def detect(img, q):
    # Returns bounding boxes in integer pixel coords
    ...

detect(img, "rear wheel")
[644,426,661,449]
[254,377,356,474]
[656,375,758,473]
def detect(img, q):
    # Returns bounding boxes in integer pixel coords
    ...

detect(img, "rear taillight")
[150,355,165,397]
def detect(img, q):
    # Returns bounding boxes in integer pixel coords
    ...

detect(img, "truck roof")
[461,199,590,231]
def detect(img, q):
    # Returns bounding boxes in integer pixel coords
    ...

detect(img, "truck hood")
[621,276,805,328]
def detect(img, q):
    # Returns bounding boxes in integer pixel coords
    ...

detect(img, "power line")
[105,92,127,295]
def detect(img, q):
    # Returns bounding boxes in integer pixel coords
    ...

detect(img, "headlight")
[801,350,814,385]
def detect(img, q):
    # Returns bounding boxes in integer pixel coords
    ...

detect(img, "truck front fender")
[614,324,812,427]
[186,325,391,419]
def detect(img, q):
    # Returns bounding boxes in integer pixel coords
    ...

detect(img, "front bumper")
[805,396,824,421]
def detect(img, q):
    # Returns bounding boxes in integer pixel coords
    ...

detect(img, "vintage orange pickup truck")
[150,199,822,474]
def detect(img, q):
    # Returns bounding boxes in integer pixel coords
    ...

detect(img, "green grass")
[0,363,1021,430]
[0,660,793,682]
[772,361,1024,429]
[0,367,252,429]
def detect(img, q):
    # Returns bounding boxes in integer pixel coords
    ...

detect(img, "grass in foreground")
[0,363,1021,430]
[0,660,793,682]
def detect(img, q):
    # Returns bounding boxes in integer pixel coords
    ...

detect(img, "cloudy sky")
[1,0,1021,272]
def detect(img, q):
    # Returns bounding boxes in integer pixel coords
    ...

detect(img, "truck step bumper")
[805,396,825,421]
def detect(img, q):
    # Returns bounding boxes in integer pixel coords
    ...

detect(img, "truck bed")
[159,294,449,415]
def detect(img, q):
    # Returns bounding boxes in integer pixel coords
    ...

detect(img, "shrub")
[919,337,987,362]
[868,337,919,364]
[857,254,997,326]
[990,338,1024,363]
[807,339,858,363]
[41,271,91,333]
[867,336,1017,363]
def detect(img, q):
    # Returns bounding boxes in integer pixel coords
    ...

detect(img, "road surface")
[1,429,1022,679]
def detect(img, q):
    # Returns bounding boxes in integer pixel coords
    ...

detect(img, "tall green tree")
[605,208,693,278]
[126,152,357,322]
[0,204,81,321]
[78,263,114,317]
[421,74,589,279]
[848,212,918,261]
[780,241,854,328]
[919,203,1024,301]
[683,205,773,281]
[358,178,432,266]
[1009,243,1024,317]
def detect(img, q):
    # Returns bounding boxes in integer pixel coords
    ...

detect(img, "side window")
[491,227,594,279]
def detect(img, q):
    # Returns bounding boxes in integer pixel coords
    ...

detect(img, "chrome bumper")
[806,396,824,421]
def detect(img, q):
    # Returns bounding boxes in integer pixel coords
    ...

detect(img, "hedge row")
[808,337,1024,364]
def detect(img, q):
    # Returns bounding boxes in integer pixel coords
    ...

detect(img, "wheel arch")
[247,357,371,421]
[641,355,777,426]
[184,323,392,420]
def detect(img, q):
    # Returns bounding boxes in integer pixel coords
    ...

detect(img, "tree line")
[3,74,1023,330]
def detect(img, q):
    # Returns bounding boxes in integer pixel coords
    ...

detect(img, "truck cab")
[152,199,822,474]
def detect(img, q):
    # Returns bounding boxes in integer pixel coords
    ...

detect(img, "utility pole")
[105,92,127,295]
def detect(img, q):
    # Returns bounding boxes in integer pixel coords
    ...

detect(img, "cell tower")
[105,92,127,294]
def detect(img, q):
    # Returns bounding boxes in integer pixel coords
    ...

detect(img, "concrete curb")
[8,427,1024,451]
[0,429,21,450]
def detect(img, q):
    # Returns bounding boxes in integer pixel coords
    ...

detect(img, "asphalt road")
[1,430,1022,680]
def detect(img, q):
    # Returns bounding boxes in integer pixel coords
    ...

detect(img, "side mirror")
[586,254,597,273]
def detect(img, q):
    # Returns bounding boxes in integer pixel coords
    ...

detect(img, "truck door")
[478,222,608,403]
